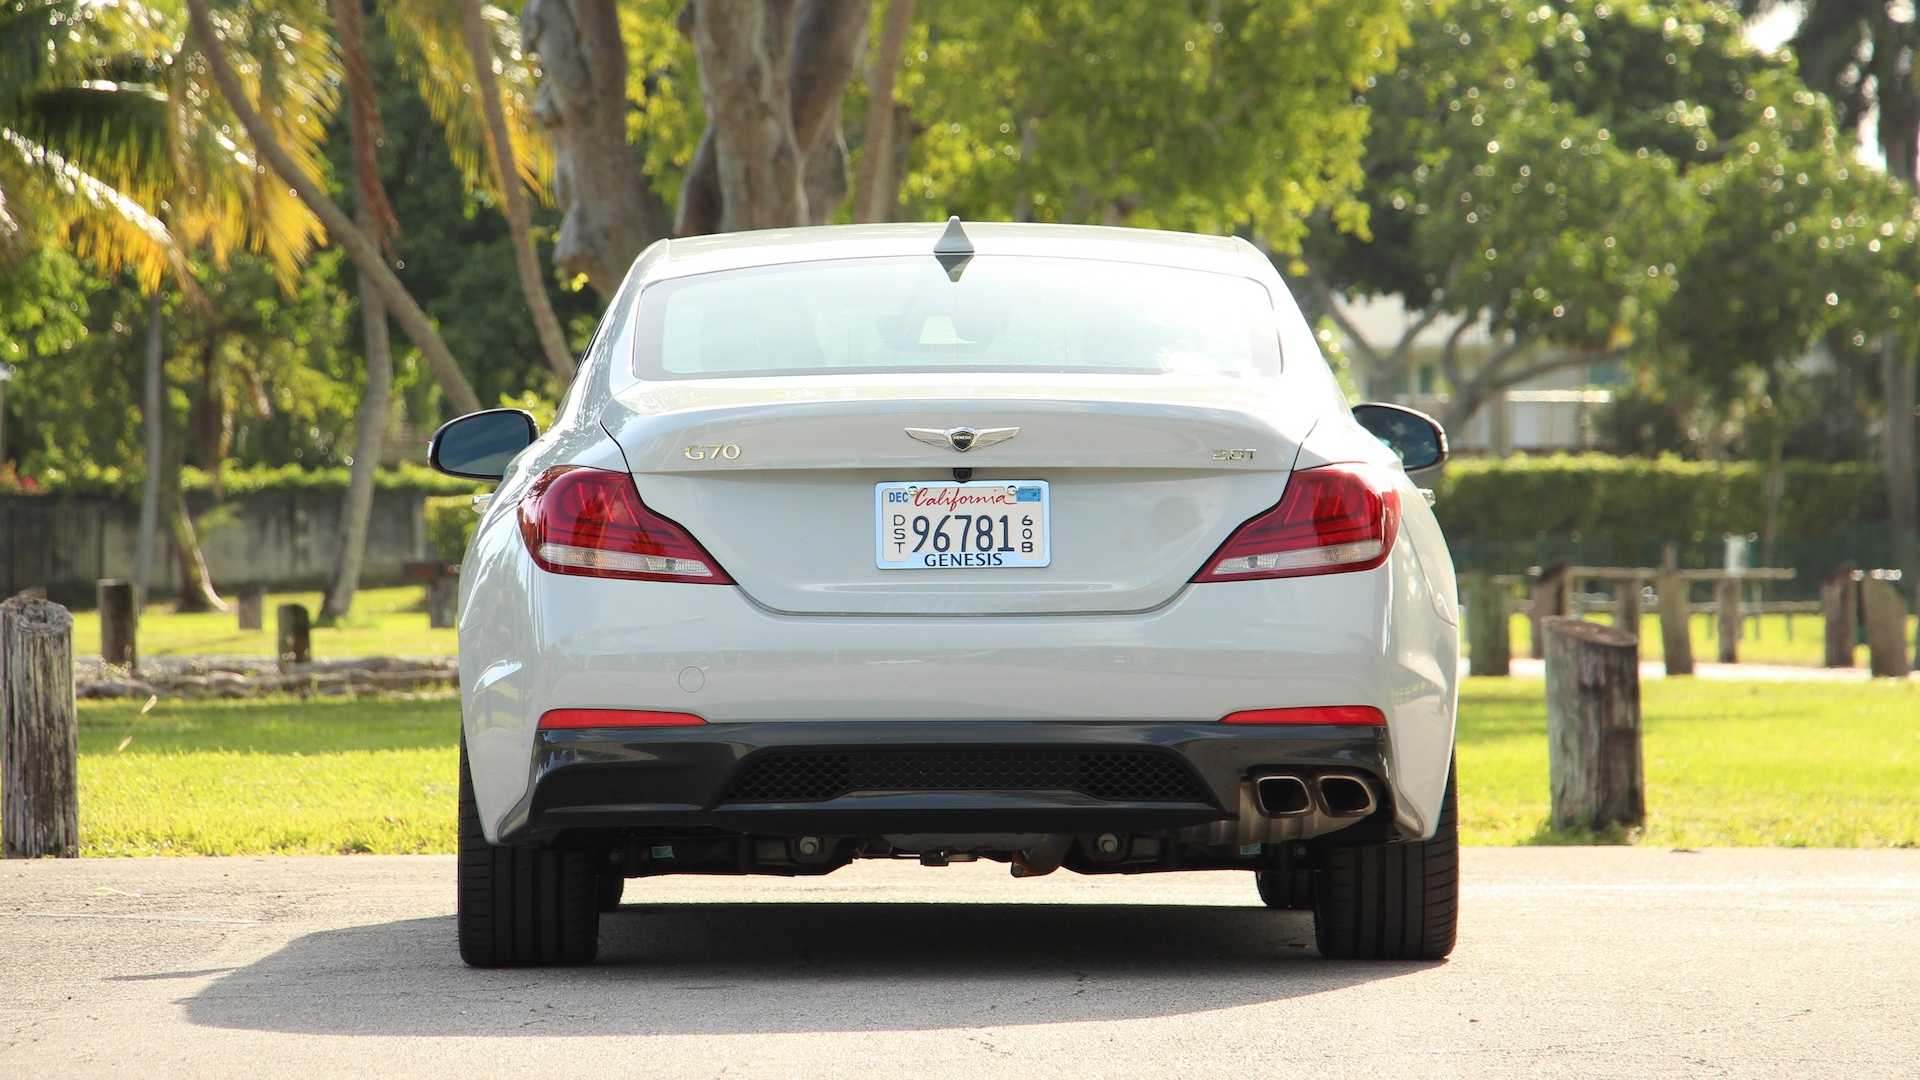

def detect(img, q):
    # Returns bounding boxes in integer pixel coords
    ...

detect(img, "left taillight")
[519,465,733,584]
[1192,462,1400,582]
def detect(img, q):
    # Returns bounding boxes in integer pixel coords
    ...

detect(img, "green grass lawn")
[70,585,456,660]
[1502,610,1918,668]
[60,677,1920,855]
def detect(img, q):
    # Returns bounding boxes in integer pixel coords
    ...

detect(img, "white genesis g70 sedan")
[429,220,1461,966]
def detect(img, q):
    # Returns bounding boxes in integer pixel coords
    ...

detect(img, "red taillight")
[1220,706,1387,726]
[1192,463,1400,582]
[519,466,733,584]
[538,708,708,730]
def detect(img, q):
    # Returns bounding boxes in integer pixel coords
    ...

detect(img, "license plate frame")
[874,480,1051,570]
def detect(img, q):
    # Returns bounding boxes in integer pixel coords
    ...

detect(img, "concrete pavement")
[2,849,1916,1078]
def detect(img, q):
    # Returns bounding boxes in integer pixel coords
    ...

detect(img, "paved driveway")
[2,849,1915,1078]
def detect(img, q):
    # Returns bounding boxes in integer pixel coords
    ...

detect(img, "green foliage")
[424,493,478,562]
[1432,453,1885,545]
[902,0,1408,251]
[2,460,481,498]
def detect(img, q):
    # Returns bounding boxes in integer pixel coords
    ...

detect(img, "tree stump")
[97,578,137,671]
[1613,578,1642,633]
[1821,566,1858,668]
[1529,562,1570,660]
[1655,572,1693,676]
[236,585,265,631]
[1464,573,1510,677]
[1543,617,1645,832]
[1860,574,1911,679]
[426,570,459,630]
[277,604,312,671]
[2,596,79,858]
[1716,579,1741,664]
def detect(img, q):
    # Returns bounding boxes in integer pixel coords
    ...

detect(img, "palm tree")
[454,0,575,382]
[318,0,399,626]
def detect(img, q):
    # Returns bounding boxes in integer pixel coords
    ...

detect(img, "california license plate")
[875,480,1051,569]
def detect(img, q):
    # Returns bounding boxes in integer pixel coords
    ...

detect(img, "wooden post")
[1656,575,1693,676]
[1821,565,1858,668]
[427,566,459,630]
[1716,578,1741,664]
[1613,578,1642,634]
[276,603,312,671]
[1529,562,1570,660]
[236,584,265,631]
[1860,573,1911,679]
[1,595,79,858]
[97,578,136,670]
[1464,573,1510,677]
[1543,617,1645,832]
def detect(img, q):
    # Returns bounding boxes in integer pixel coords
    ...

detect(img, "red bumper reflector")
[537,708,707,730]
[1219,706,1386,726]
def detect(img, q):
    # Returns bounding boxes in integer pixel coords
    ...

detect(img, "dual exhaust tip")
[1254,773,1377,819]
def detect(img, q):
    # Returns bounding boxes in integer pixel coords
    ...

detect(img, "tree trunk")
[1463,572,1509,677]
[158,347,224,615]
[1883,338,1917,574]
[184,0,482,415]
[689,0,808,231]
[133,291,164,606]
[679,0,869,233]
[321,0,399,628]
[853,0,914,223]
[459,0,575,383]
[522,0,671,295]
[1543,617,1645,833]
[1,595,79,859]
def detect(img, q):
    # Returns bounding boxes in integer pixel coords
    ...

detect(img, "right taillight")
[1192,462,1400,582]
[519,465,732,584]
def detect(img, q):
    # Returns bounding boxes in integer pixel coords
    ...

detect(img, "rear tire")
[597,871,625,912]
[1254,862,1313,910]
[1311,760,1458,961]
[457,738,600,966]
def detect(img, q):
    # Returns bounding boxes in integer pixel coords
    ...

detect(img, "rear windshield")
[630,255,1281,380]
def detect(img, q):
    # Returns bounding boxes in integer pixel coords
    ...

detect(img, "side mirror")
[1352,402,1447,471]
[428,409,539,480]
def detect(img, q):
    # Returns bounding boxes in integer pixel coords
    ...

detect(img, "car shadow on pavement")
[183,901,1432,1037]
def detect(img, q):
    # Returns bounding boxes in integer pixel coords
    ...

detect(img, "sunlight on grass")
[69,585,455,659]
[55,678,1920,856]
[1457,677,1920,847]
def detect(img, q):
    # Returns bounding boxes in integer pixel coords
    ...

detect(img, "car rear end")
[447,222,1460,966]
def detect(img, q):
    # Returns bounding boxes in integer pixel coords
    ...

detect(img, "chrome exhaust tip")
[1316,773,1377,817]
[1254,774,1312,817]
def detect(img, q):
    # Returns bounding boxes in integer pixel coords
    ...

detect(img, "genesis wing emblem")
[904,426,1020,453]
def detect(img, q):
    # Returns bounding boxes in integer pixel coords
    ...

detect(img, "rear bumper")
[495,719,1396,847]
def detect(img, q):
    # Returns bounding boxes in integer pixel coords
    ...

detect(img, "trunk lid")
[603,374,1315,615]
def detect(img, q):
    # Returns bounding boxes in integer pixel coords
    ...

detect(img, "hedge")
[424,495,478,563]
[1429,454,1886,545]
[1,461,484,499]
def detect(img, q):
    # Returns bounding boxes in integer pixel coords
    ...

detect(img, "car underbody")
[500,721,1401,881]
